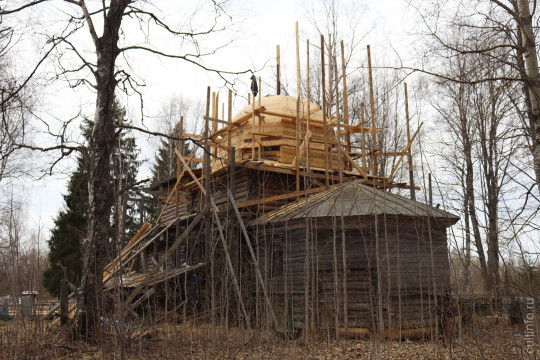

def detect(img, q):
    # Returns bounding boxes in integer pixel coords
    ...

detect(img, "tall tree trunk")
[476,82,501,295]
[516,0,540,192]
[463,130,489,286]
[462,179,471,294]
[77,0,129,338]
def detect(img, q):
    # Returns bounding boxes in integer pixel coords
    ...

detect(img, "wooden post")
[428,173,433,206]
[295,22,301,194]
[123,204,211,307]
[375,215,384,338]
[277,44,281,95]
[258,76,262,159]
[367,45,378,177]
[230,147,236,196]
[211,201,251,329]
[328,35,333,175]
[228,190,278,329]
[228,89,232,162]
[340,40,351,171]
[404,83,416,200]
[177,116,184,180]
[212,93,218,158]
[177,116,184,217]
[334,51,349,338]
[306,39,311,172]
[304,38,311,344]
[204,87,212,313]
[321,35,329,188]
[203,87,211,189]
[251,90,256,159]
[360,103,367,170]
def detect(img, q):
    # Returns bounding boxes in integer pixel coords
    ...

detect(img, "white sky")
[11,0,413,245]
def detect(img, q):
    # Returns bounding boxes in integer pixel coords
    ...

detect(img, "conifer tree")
[42,155,88,297]
[43,99,142,296]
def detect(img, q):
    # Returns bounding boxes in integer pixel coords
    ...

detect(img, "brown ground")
[0,317,537,359]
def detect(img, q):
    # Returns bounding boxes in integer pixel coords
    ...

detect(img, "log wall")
[255,216,450,332]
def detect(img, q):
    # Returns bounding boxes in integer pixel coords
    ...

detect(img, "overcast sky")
[12,0,413,245]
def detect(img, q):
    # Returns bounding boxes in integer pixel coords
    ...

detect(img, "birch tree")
[412,0,540,193]
[1,0,247,339]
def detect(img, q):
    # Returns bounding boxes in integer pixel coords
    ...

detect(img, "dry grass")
[0,316,537,359]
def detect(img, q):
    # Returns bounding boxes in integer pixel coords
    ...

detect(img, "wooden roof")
[250,181,459,226]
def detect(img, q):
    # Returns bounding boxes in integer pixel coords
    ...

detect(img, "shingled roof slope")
[250,181,459,226]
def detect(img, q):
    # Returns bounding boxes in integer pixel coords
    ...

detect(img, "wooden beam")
[373,151,409,157]
[112,216,188,277]
[367,45,378,176]
[306,39,311,179]
[103,222,152,283]
[360,103,367,169]
[158,196,190,204]
[123,204,211,308]
[236,184,327,208]
[277,44,281,95]
[295,21,301,195]
[155,149,196,225]
[211,199,251,329]
[228,89,232,162]
[332,123,382,133]
[176,149,206,195]
[182,132,202,140]
[330,130,368,178]
[181,156,203,163]
[258,108,323,122]
[202,86,211,208]
[291,130,312,168]
[228,190,278,329]
[404,83,416,200]
[212,92,218,157]
[321,35,329,188]
[341,40,351,172]
[130,288,154,310]
[388,122,423,180]
[251,94,256,159]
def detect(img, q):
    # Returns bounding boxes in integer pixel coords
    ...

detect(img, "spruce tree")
[43,99,142,296]
[42,156,88,297]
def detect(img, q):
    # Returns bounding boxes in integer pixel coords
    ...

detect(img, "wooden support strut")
[388,122,423,180]
[228,89,232,162]
[321,35,329,188]
[340,40,351,171]
[123,203,211,308]
[404,83,416,200]
[176,148,206,196]
[227,190,278,329]
[155,150,197,225]
[295,21,301,195]
[210,198,251,329]
[109,216,189,280]
[367,45,378,176]
[237,184,329,209]
[291,130,312,168]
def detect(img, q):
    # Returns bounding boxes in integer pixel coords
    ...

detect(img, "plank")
[123,203,211,307]
[236,184,328,208]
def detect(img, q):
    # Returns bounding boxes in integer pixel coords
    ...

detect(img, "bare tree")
[429,45,530,294]
[410,0,540,193]
[1,0,248,339]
